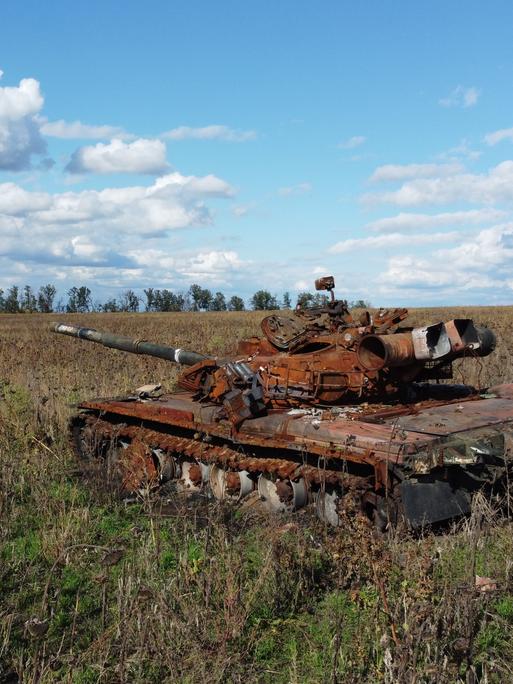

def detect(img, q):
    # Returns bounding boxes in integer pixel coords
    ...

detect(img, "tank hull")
[72,383,513,529]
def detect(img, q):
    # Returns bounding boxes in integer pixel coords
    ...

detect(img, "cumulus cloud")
[439,85,480,108]
[163,125,256,142]
[0,183,51,215]
[484,127,513,146]
[338,135,366,150]
[369,162,463,183]
[0,172,235,276]
[329,231,458,254]
[278,182,312,196]
[435,224,513,271]
[66,138,169,175]
[380,255,457,290]
[0,76,48,170]
[122,248,246,285]
[41,119,126,140]
[179,250,244,279]
[377,224,513,300]
[0,77,43,118]
[367,209,508,233]
[362,160,513,207]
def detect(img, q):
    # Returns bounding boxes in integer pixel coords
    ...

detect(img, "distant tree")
[0,289,4,312]
[189,284,213,311]
[37,284,57,313]
[20,285,37,313]
[153,290,163,311]
[66,286,92,313]
[170,292,186,312]
[296,292,314,308]
[251,290,278,310]
[180,290,192,311]
[166,291,185,312]
[210,292,227,311]
[296,292,329,308]
[119,289,140,312]
[313,293,329,306]
[227,295,245,311]
[102,298,119,312]
[350,299,371,308]
[152,289,185,312]
[282,292,291,309]
[4,286,20,313]
[144,288,155,311]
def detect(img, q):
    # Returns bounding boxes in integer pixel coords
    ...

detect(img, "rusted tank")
[51,277,513,530]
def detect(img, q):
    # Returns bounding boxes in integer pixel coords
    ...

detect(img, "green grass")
[2,422,513,682]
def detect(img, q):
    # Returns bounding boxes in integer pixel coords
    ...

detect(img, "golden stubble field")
[2,307,513,683]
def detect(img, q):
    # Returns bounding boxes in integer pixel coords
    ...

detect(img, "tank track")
[70,412,381,527]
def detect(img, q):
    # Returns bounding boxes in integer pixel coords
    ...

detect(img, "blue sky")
[2,1,513,306]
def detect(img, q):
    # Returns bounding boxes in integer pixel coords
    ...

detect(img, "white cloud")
[312,266,328,275]
[437,139,481,162]
[439,85,480,108]
[180,250,244,279]
[338,135,366,150]
[377,224,513,299]
[435,224,513,271]
[163,125,256,142]
[367,209,508,233]
[369,162,463,183]
[379,255,505,295]
[0,172,234,272]
[127,249,246,285]
[0,182,51,214]
[66,138,169,174]
[0,77,43,118]
[484,127,513,146]
[363,160,513,207]
[41,119,125,140]
[0,76,48,170]
[380,255,456,289]
[329,231,458,254]
[232,204,251,217]
[278,182,312,196]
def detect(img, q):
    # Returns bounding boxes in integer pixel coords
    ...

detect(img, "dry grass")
[1,308,513,683]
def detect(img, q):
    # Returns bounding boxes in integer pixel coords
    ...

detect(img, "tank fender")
[400,478,471,528]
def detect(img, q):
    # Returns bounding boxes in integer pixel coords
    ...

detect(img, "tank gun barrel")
[51,323,207,366]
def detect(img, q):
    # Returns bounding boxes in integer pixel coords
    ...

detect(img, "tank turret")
[52,279,497,419]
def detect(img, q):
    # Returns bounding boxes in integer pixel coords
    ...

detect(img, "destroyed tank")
[51,276,513,530]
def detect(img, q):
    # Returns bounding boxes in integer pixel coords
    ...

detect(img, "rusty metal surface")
[79,415,359,487]
[389,397,513,436]
[488,384,513,400]
[80,383,513,470]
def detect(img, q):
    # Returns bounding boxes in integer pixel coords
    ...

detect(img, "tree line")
[0,283,369,314]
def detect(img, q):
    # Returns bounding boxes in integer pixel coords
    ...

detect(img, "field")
[2,307,513,683]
